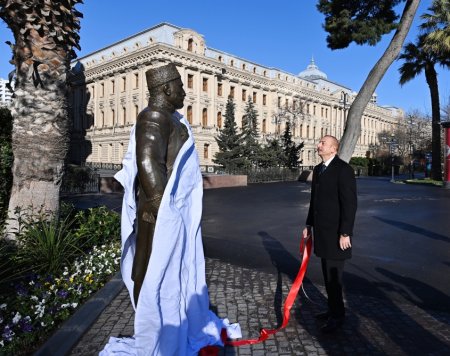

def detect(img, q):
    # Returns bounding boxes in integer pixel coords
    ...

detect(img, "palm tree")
[398,34,450,181]
[0,0,83,237]
[421,0,450,57]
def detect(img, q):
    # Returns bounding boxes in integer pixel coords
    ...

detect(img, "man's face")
[317,136,337,159]
[167,78,186,110]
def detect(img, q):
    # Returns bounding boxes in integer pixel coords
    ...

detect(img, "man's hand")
[339,235,352,250]
[303,226,312,241]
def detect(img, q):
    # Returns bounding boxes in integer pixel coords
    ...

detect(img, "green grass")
[404,178,444,187]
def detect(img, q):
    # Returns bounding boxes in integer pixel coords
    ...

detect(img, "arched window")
[262,119,266,134]
[202,108,208,127]
[230,59,234,67]
[134,105,139,123]
[242,63,246,70]
[111,109,115,126]
[307,125,310,139]
[217,112,222,128]
[204,144,209,159]
[188,38,193,52]
[187,106,193,124]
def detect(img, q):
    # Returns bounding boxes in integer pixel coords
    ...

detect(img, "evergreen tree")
[281,121,304,169]
[241,97,261,167]
[259,138,283,168]
[213,97,245,171]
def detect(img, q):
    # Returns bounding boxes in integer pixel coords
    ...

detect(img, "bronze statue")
[133,63,188,305]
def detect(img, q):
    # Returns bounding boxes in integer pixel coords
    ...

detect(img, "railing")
[83,162,123,171]
[61,173,100,194]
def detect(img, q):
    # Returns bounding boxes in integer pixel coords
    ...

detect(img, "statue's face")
[167,78,186,110]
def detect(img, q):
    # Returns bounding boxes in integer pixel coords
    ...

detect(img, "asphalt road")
[201,177,450,313]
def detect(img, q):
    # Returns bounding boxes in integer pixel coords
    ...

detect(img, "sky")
[0,0,448,115]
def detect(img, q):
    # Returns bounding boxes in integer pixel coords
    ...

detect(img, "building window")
[187,74,194,89]
[217,83,223,96]
[313,105,316,115]
[204,144,209,159]
[100,110,105,127]
[100,83,104,97]
[307,125,310,139]
[263,94,267,106]
[230,59,234,67]
[252,92,257,103]
[91,85,95,99]
[217,112,222,128]
[121,77,126,92]
[188,38,193,52]
[313,126,316,139]
[202,108,208,127]
[218,55,222,62]
[307,103,310,113]
[253,67,256,73]
[187,106,193,124]
[134,73,139,89]
[230,86,235,99]
[262,119,266,133]
[321,127,324,138]
[111,80,115,94]
[285,98,289,108]
[122,107,126,125]
[202,78,208,92]
[263,70,267,77]
[278,97,281,108]
[242,63,246,70]
[242,89,246,101]
[134,105,139,122]
[300,124,303,137]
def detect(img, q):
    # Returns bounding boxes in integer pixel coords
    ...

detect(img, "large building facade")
[0,78,13,107]
[69,23,403,169]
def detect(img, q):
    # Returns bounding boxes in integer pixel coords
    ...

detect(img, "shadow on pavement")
[374,216,449,243]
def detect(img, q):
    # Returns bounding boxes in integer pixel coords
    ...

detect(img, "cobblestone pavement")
[69,258,450,356]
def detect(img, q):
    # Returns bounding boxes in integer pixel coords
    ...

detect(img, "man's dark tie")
[319,163,327,175]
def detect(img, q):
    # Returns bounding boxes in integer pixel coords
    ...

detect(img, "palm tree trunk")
[5,31,71,238]
[338,0,420,162]
[424,64,442,181]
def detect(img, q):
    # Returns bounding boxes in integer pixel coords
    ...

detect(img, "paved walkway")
[38,256,450,356]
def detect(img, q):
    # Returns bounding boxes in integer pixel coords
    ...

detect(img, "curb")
[34,271,124,356]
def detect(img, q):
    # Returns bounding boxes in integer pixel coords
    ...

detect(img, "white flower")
[31,295,38,302]
[0,303,6,310]
[41,321,46,327]
[71,303,78,308]
[29,280,35,286]
[12,312,21,324]
[0,340,4,347]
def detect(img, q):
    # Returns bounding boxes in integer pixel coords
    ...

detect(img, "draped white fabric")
[100,113,241,356]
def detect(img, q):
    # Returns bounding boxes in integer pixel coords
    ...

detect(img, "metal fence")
[60,173,100,194]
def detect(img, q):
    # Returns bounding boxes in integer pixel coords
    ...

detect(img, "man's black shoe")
[321,317,344,334]
[314,311,330,320]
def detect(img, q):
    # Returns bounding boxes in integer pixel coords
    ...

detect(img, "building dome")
[298,57,327,80]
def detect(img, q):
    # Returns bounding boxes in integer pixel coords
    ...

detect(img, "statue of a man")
[133,62,188,305]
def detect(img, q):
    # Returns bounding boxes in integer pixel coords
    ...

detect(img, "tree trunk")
[4,29,71,238]
[424,64,442,181]
[338,0,420,162]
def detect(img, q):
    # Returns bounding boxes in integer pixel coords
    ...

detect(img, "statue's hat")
[146,63,181,90]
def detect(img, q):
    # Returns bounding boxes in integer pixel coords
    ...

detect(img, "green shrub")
[0,107,13,230]
[12,207,90,276]
[74,206,120,249]
[349,157,369,167]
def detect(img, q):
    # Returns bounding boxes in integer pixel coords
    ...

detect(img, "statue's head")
[146,63,185,111]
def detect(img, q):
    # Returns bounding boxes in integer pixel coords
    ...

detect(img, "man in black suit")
[303,135,357,333]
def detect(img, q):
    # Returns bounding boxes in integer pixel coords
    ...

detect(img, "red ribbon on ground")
[199,235,312,355]
[228,235,312,346]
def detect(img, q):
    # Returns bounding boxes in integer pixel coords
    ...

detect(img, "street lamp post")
[382,134,397,182]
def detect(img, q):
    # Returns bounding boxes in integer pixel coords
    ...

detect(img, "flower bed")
[0,205,121,355]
